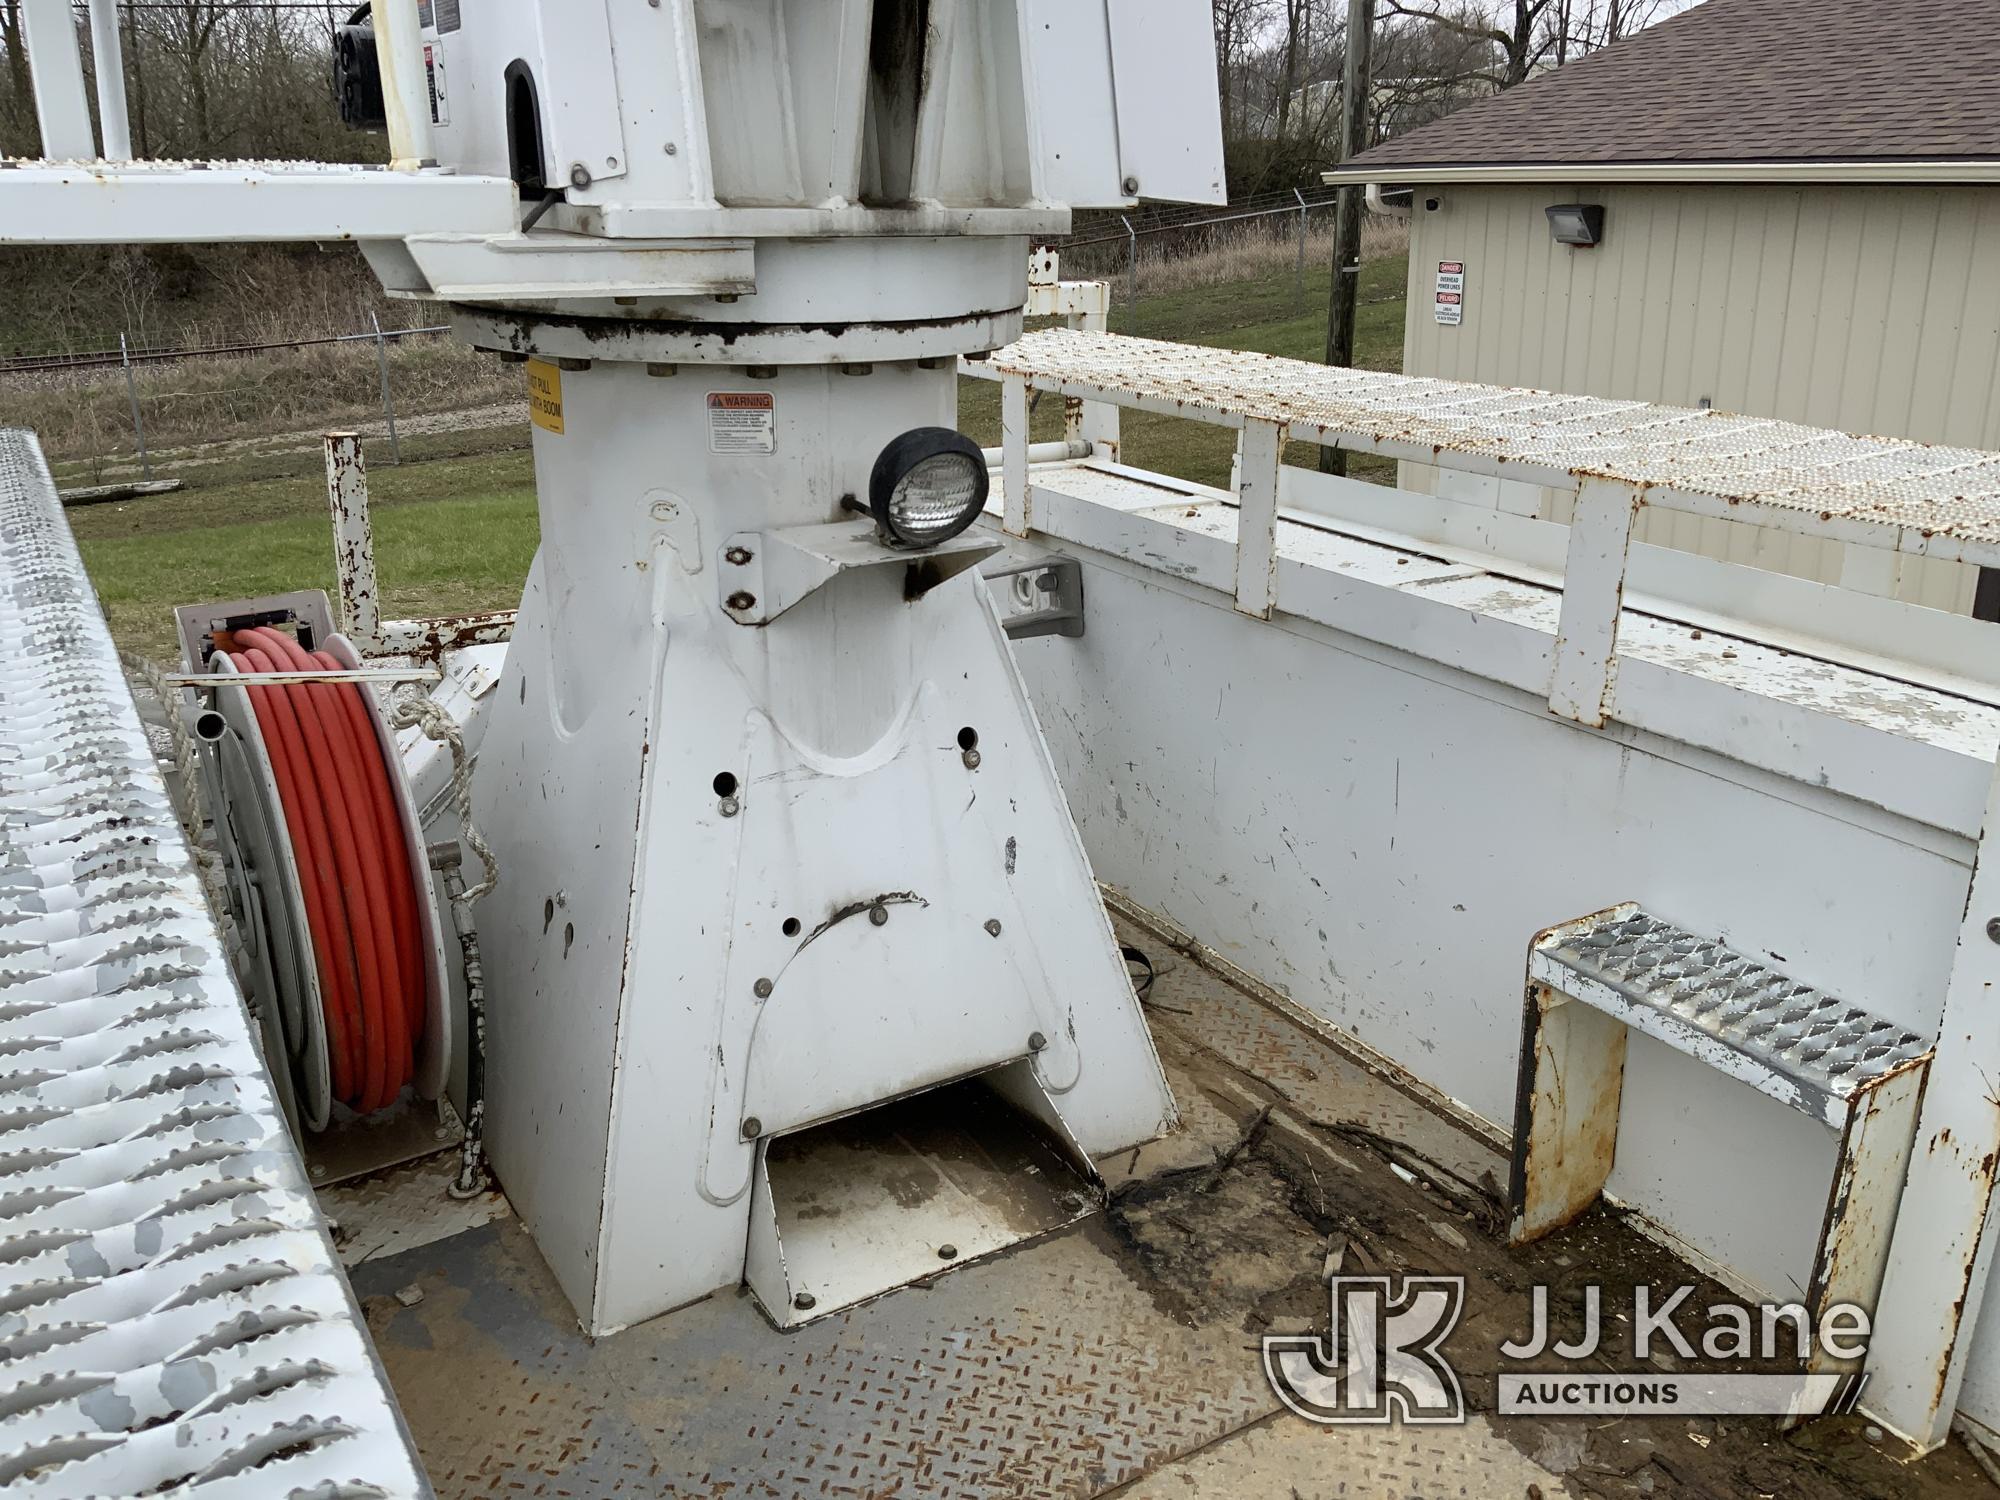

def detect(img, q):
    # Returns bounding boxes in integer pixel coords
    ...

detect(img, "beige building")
[1327,0,2000,615]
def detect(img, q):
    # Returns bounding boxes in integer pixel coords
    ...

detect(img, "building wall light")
[1545,203,1605,247]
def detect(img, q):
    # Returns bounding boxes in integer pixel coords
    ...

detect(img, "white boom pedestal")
[472,361,1176,1334]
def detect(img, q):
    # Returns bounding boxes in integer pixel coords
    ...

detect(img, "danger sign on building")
[1435,261,1465,326]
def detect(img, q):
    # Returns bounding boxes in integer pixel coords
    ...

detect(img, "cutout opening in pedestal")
[746,1068,1100,1327]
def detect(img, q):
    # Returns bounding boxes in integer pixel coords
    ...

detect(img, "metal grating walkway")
[1530,904,1931,1125]
[979,328,2000,566]
[0,429,427,1498]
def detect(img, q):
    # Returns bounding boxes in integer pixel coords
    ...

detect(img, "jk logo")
[1263,1275,1466,1424]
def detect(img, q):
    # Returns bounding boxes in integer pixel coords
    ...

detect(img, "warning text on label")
[526,359,564,434]
[707,391,777,456]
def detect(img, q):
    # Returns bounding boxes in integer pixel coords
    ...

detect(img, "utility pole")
[1320,0,1374,476]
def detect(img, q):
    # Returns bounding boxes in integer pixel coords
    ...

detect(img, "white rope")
[388,686,498,902]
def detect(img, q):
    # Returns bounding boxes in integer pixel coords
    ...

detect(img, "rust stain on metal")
[795,890,928,955]
[396,609,519,662]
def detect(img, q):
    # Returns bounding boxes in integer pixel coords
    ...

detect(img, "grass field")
[64,254,1408,660]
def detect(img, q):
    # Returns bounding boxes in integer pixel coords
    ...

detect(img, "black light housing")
[1545,203,1605,248]
[868,427,990,549]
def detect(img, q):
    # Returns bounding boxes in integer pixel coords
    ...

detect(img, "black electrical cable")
[1121,943,1156,1002]
[519,189,563,233]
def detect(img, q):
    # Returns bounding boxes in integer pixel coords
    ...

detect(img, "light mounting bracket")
[719,520,1001,627]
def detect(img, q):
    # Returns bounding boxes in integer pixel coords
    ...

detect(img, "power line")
[67,3,347,10]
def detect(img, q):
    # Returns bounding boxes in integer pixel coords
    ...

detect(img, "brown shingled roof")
[1330,0,2000,176]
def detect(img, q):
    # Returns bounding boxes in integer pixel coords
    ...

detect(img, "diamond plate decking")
[0,429,427,1498]
[975,328,2000,567]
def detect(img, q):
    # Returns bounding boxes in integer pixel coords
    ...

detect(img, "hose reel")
[193,613,451,1137]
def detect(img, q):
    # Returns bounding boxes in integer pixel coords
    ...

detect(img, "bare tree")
[1554,0,1675,58]
[156,3,245,155]
[1379,0,1556,89]
[1214,0,1272,139]
[1,1,42,155]
[1275,0,1314,137]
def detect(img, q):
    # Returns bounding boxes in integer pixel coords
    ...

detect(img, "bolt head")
[742,1117,762,1139]
[719,795,740,818]
[962,748,982,770]
[725,546,754,566]
[569,163,592,190]
[1987,916,2000,945]
[726,591,757,612]
[1028,1031,1048,1052]
[754,977,773,999]
[869,903,889,927]
[793,1290,816,1310]
[984,918,1003,937]
[1122,175,1140,194]
[937,1243,958,1260]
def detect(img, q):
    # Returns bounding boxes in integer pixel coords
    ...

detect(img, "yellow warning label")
[526,358,565,434]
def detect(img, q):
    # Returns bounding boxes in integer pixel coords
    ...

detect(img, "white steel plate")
[1104,0,1226,205]
[0,162,516,244]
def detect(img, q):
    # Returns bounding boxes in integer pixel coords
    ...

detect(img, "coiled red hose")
[227,625,425,1114]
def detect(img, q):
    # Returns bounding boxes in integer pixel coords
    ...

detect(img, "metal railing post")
[1547,479,1640,727]
[325,431,384,654]
[370,312,403,465]
[119,332,151,480]
[1294,189,1309,312]
[1121,215,1138,333]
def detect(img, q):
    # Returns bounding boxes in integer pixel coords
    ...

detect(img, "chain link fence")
[0,315,524,490]
[1045,187,1408,332]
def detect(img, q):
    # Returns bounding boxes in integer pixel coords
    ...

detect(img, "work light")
[1545,203,1605,247]
[868,428,989,549]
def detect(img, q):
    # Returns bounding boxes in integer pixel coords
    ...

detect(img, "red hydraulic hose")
[250,627,416,1093]
[227,626,426,1114]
